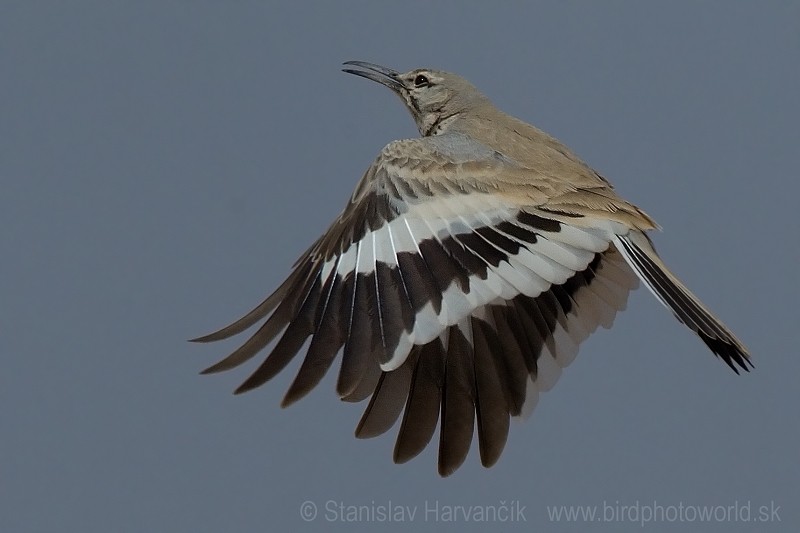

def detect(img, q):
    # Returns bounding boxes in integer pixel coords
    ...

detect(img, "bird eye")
[413,74,430,87]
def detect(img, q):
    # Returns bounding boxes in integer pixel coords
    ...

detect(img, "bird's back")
[441,104,659,230]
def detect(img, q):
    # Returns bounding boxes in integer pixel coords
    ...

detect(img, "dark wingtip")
[189,333,216,343]
[233,372,269,395]
[199,357,238,375]
[189,323,246,343]
[279,397,294,409]
[280,386,306,408]
[437,461,459,478]
[188,284,294,344]
[233,383,252,395]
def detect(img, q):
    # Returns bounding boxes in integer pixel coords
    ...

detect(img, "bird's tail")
[612,232,752,373]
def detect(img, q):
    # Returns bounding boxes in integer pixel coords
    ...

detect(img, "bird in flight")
[193,61,751,476]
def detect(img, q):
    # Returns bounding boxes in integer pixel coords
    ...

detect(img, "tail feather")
[613,233,752,373]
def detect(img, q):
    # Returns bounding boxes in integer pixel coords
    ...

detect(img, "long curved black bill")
[342,61,404,92]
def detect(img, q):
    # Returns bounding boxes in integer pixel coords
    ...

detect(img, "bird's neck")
[421,112,461,137]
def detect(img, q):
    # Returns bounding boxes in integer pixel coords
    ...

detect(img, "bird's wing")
[353,244,638,475]
[192,133,744,475]
[195,132,622,379]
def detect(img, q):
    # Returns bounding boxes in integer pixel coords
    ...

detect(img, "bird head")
[343,61,489,136]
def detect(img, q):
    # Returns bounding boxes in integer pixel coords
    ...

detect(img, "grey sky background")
[2,2,798,532]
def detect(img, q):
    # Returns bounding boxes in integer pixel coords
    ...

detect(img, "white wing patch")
[382,209,616,370]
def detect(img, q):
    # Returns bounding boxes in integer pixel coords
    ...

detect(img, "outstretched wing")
[194,133,628,389]
[193,132,748,475]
